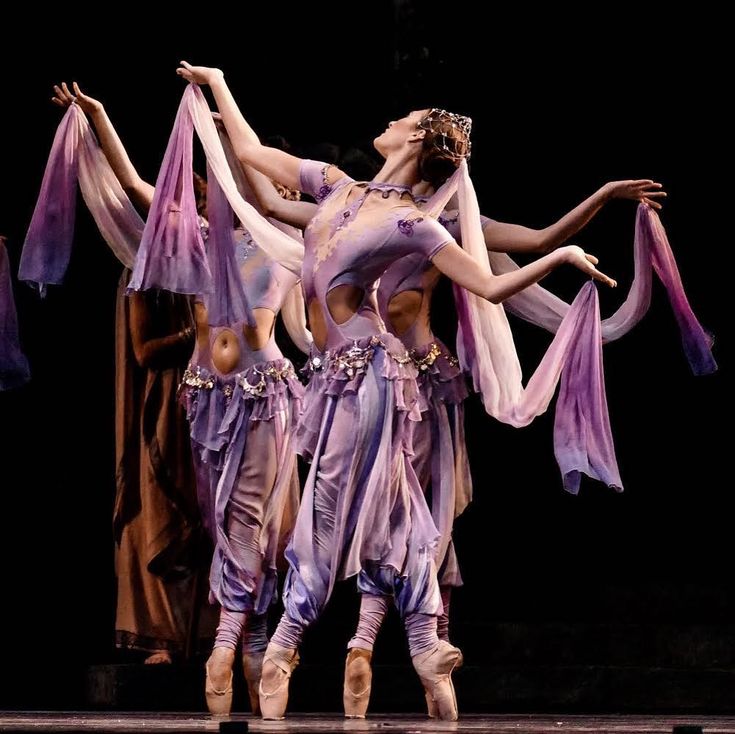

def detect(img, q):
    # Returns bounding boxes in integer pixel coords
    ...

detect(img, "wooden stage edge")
[2,712,735,733]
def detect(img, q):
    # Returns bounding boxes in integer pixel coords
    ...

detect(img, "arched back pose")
[224,103,669,718]
[176,61,617,721]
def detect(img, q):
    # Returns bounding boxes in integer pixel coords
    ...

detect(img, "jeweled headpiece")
[416,108,472,160]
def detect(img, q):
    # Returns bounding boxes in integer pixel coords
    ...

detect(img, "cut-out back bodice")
[299,160,454,351]
[191,228,299,374]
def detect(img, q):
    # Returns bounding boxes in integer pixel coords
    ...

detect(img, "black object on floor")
[220,721,248,733]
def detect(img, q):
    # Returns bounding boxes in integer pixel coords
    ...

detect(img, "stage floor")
[1,713,735,733]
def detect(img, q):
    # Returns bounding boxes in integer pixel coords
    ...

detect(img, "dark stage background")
[0,4,729,712]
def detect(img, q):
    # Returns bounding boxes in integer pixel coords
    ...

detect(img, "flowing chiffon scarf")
[425,163,716,492]
[0,238,30,390]
[18,94,309,612]
[18,89,311,349]
[20,88,715,492]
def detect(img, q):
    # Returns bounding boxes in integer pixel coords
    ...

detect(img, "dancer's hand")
[51,82,102,115]
[602,179,667,210]
[560,245,617,288]
[176,61,224,86]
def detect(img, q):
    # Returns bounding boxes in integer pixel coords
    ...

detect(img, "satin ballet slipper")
[258,643,299,720]
[425,645,464,717]
[412,640,461,721]
[242,650,264,715]
[205,660,234,717]
[343,647,373,718]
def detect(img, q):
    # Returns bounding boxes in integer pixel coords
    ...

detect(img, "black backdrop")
[0,4,729,710]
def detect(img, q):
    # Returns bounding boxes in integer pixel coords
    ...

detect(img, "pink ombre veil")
[425,161,715,492]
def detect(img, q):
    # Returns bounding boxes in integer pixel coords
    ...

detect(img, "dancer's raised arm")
[176,62,343,193]
[52,82,155,212]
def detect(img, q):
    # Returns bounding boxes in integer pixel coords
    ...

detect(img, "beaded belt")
[410,342,460,371]
[182,366,216,391]
[305,336,412,377]
[182,362,296,399]
[239,363,297,397]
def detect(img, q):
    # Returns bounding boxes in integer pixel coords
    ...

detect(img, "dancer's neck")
[373,150,421,188]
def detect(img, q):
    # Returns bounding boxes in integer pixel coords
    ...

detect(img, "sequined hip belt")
[182,359,298,399]
[303,335,414,379]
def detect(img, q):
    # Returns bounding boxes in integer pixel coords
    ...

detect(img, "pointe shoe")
[412,639,461,721]
[258,644,299,720]
[424,689,438,719]
[425,643,464,718]
[242,650,265,715]
[205,660,234,716]
[343,647,372,718]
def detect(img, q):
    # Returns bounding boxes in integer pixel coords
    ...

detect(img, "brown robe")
[113,270,204,655]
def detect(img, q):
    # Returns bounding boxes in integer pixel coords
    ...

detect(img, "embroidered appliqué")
[397,216,423,236]
[315,164,334,202]
[438,213,459,228]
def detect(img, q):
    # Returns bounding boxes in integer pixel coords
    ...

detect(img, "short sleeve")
[479,214,495,230]
[299,159,337,203]
[395,215,454,261]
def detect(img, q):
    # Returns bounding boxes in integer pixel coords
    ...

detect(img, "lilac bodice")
[376,197,494,349]
[299,160,454,351]
[232,228,297,314]
[192,228,299,373]
[376,253,441,349]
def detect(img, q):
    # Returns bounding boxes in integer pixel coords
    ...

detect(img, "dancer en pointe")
[179,151,306,716]
[237,120,667,717]
[47,83,305,715]
[343,174,667,717]
[176,60,617,721]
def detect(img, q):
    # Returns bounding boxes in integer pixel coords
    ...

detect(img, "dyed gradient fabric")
[0,239,30,390]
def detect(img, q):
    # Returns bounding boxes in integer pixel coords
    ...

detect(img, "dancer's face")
[373,109,429,158]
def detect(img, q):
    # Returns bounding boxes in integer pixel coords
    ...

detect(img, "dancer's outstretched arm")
[433,241,616,303]
[479,179,667,254]
[210,114,316,227]
[176,62,341,193]
[52,82,155,212]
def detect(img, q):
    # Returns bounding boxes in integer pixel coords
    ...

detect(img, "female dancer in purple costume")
[235,118,665,717]
[176,60,616,721]
[51,82,201,667]
[180,197,305,715]
[51,83,304,715]
[341,171,665,717]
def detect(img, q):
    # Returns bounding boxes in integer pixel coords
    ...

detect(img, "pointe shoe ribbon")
[258,643,300,720]
[343,647,373,718]
[205,661,234,717]
[412,640,461,721]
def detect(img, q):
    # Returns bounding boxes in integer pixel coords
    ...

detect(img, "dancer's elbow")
[483,278,506,304]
